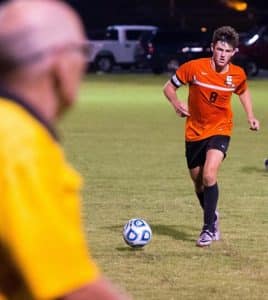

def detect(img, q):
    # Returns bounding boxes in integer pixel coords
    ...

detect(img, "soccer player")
[163,26,260,247]
[0,1,130,299]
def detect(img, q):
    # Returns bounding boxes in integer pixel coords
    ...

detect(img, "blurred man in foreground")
[0,0,130,299]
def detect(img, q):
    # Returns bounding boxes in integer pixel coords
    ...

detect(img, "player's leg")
[189,166,204,209]
[185,138,223,246]
[202,148,223,231]
[203,135,230,236]
[196,135,230,246]
[196,148,223,246]
[186,139,207,210]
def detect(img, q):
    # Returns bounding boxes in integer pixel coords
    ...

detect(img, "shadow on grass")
[106,223,196,246]
[240,165,268,174]
[151,224,195,242]
[116,246,145,252]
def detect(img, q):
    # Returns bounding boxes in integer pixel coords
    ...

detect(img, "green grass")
[60,73,268,300]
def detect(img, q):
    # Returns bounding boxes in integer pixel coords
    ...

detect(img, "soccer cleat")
[213,211,220,241]
[196,230,214,247]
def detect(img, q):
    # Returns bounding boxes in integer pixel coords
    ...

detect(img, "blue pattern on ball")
[123,218,152,247]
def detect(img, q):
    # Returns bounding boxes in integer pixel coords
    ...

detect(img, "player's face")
[211,40,236,69]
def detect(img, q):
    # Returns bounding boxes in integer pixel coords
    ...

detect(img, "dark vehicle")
[135,29,211,74]
[234,25,268,77]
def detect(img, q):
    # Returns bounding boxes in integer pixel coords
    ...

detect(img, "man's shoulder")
[229,62,246,76]
[0,99,57,149]
[0,94,58,141]
[178,58,210,73]
[0,100,66,172]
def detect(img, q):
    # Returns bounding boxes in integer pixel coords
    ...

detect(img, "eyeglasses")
[11,41,92,68]
[61,41,92,61]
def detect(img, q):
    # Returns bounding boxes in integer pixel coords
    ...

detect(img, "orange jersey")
[171,58,247,141]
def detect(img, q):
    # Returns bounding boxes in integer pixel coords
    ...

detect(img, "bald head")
[0,0,89,123]
[0,0,86,74]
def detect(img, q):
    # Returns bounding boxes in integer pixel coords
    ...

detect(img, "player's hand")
[248,118,260,131]
[174,102,190,118]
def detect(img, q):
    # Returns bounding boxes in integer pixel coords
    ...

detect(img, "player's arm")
[60,277,131,300]
[238,87,260,131]
[163,80,190,117]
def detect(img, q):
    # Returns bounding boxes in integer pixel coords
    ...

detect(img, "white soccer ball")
[123,218,152,248]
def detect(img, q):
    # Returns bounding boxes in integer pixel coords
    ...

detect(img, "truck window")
[106,29,118,40]
[126,30,150,41]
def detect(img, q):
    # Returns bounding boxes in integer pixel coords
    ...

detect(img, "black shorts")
[185,135,230,169]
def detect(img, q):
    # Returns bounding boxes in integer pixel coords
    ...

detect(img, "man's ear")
[210,42,214,53]
[51,56,67,88]
[231,47,239,58]
[50,56,70,113]
[52,53,73,94]
[50,59,62,98]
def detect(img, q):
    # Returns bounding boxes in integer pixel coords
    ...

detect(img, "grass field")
[60,73,268,300]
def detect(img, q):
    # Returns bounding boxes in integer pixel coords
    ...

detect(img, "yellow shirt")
[0,93,100,299]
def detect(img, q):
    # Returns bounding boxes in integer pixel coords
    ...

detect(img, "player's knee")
[202,172,216,186]
[194,181,203,193]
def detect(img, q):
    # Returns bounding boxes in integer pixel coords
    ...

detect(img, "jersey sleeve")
[234,67,248,95]
[171,60,194,87]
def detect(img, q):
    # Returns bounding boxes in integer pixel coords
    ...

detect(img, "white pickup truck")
[88,25,158,72]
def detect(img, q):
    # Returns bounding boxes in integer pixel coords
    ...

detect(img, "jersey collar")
[0,87,58,141]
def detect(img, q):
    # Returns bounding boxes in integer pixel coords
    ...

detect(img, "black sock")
[203,183,218,232]
[195,191,204,209]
